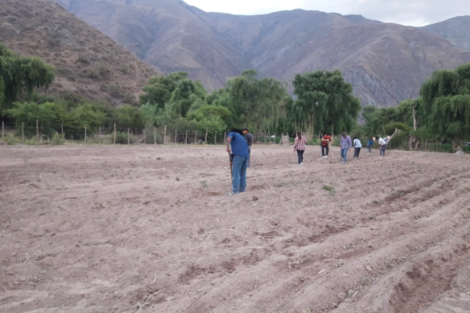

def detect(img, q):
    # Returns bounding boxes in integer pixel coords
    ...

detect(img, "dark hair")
[297,132,302,140]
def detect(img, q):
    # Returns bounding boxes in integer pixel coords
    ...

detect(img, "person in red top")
[321,134,331,158]
[293,132,307,165]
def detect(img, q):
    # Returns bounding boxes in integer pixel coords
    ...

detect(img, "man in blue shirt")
[226,130,249,195]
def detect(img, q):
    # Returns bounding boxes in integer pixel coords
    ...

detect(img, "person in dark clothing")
[226,129,249,195]
[243,128,252,167]
[367,137,374,154]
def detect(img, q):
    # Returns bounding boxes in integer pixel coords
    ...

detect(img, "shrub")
[108,84,122,98]
[77,55,90,65]
[85,64,110,80]
[115,132,135,144]
[51,133,65,145]
[123,93,137,105]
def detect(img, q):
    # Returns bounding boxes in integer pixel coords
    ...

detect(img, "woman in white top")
[353,138,362,158]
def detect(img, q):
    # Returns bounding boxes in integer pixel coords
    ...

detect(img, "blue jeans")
[380,145,386,155]
[232,155,248,193]
[341,148,349,163]
[297,150,305,164]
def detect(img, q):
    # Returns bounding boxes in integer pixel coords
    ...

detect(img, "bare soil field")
[1,145,470,313]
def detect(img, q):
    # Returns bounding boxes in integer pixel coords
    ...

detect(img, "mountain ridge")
[50,0,470,106]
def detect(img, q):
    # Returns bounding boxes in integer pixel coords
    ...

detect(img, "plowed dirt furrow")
[1,146,470,313]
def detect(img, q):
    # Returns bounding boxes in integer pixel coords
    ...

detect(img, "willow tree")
[0,44,55,114]
[226,70,287,133]
[420,63,470,149]
[293,70,360,135]
[139,72,188,108]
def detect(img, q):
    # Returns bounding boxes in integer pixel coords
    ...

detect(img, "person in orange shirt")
[321,134,331,158]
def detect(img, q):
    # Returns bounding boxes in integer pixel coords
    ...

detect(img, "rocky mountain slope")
[0,0,158,105]
[53,0,470,106]
[422,16,470,51]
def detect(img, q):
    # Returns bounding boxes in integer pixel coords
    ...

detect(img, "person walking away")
[367,137,374,154]
[226,129,249,195]
[321,134,330,158]
[293,132,307,165]
[242,128,252,167]
[353,137,362,158]
[340,132,352,163]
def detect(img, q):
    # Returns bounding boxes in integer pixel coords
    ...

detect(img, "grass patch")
[322,184,335,196]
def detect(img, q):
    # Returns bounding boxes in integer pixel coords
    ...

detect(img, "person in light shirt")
[353,137,362,158]
[378,136,390,156]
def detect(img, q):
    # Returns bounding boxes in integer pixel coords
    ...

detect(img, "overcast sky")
[184,0,469,26]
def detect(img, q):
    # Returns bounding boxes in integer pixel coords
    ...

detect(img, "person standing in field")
[340,132,352,163]
[378,129,401,156]
[243,128,252,167]
[226,129,249,195]
[367,137,374,154]
[293,132,307,165]
[378,136,387,156]
[321,134,330,158]
[353,137,362,158]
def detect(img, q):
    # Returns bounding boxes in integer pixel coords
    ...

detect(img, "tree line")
[1,42,469,149]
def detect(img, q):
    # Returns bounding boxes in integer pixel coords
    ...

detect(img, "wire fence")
[0,120,285,146]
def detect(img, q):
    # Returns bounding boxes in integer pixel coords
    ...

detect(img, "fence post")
[84,126,87,145]
[2,121,4,142]
[114,123,116,145]
[214,132,217,145]
[174,128,177,144]
[205,128,208,144]
[195,131,197,144]
[185,130,188,144]
[164,125,167,145]
[36,119,39,141]
[154,127,156,145]
[22,122,24,141]
[128,128,130,145]
[143,129,146,144]
[224,132,226,144]
[61,124,64,138]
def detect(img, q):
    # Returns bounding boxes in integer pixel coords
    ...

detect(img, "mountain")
[422,16,470,51]
[0,0,158,105]
[52,0,470,106]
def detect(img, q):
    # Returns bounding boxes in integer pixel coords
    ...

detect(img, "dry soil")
[1,145,470,313]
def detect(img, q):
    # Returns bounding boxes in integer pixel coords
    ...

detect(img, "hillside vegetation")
[0,0,158,105]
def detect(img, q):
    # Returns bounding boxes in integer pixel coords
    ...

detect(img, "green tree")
[420,63,470,148]
[139,72,188,108]
[225,70,288,132]
[293,70,361,134]
[113,105,144,131]
[166,79,207,117]
[0,44,55,115]
[7,101,65,137]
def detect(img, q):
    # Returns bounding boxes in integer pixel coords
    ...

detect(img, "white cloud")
[184,0,470,26]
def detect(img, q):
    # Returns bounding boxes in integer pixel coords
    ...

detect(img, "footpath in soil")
[1,145,469,313]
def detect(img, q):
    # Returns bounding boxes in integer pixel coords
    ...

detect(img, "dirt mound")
[0,145,469,312]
